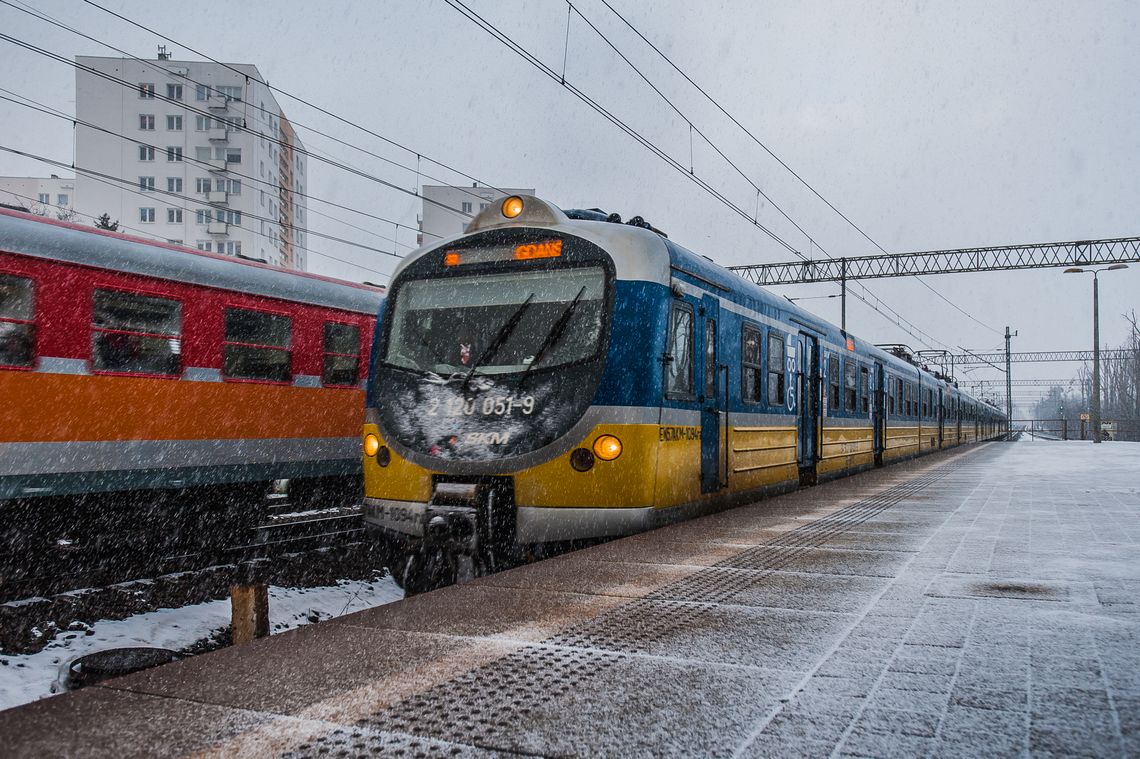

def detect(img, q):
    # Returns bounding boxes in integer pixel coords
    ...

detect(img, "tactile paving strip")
[353,647,619,751]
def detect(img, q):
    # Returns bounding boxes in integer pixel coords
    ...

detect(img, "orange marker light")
[514,240,563,261]
[846,337,856,351]
[363,433,380,457]
[502,196,524,218]
[592,434,622,461]
[443,252,461,267]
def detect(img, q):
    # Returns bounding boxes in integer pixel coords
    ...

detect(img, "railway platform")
[2,439,1137,757]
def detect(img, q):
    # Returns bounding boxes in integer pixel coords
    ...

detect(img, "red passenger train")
[0,208,382,561]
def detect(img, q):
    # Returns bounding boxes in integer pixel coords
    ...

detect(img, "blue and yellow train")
[362,195,1006,591]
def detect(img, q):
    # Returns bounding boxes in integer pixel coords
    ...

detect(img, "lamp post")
[1064,264,1128,443]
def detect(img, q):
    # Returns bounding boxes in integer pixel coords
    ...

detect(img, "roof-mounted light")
[502,196,524,218]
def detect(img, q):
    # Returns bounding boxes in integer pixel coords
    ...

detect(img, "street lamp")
[1064,263,1128,443]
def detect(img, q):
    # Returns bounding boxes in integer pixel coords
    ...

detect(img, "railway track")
[0,503,384,614]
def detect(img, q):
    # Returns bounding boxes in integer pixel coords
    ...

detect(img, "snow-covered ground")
[0,576,403,712]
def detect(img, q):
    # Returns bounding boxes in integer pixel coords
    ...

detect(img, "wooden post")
[231,583,269,644]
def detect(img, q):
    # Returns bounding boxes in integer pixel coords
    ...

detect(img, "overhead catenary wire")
[594,0,1003,338]
[0,88,414,257]
[440,0,958,352]
[0,144,397,280]
[72,0,505,207]
[0,27,474,230]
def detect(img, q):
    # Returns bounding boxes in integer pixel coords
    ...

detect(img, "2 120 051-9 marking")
[426,394,536,417]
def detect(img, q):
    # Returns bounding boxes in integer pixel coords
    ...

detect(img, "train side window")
[828,355,840,412]
[843,358,857,411]
[323,322,361,387]
[887,375,895,415]
[859,366,870,413]
[223,307,291,382]
[0,273,35,367]
[92,289,181,376]
[704,318,717,398]
[741,324,762,403]
[766,331,785,407]
[665,303,694,398]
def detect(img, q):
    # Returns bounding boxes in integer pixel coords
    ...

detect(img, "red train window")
[223,307,291,382]
[92,289,182,376]
[322,322,360,386]
[0,273,35,368]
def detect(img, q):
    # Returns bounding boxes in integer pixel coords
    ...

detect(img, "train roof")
[0,208,383,315]
[400,195,998,411]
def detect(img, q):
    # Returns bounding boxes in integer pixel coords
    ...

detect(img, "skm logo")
[466,431,511,445]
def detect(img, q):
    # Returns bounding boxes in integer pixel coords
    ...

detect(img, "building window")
[322,322,360,386]
[194,146,212,162]
[165,83,182,100]
[741,324,762,403]
[167,177,183,193]
[195,84,209,101]
[461,201,472,214]
[223,147,241,164]
[166,115,182,131]
[828,354,840,413]
[37,192,49,204]
[92,289,181,376]
[166,146,183,162]
[195,209,212,224]
[139,207,155,222]
[0,273,35,368]
[860,366,870,413]
[218,240,242,255]
[138,176,155,192]
[767,332,785,407]
[139,114,155,130]
[167,208,182,223]
[480,203,489,211]
[196,240,213,252]
[222,308,291,383]
[139,145,155,161]
[196,178,213,194]
[57,194,69,206]
[138,83,155,99]
[844,359,857,411]
[216,85,243,101]
[665,304,694,398]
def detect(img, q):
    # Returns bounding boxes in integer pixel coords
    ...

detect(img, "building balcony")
[206,221,229,235]
[206,159,228,173]
[207,94,229,111]
[207,127,228,142]
[207,191,228,205]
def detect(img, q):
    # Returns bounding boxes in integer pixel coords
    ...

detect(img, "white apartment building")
[0,175,76,217]
[419,184,535,246]
[74,54,307,269]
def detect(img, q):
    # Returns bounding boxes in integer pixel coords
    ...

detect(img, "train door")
[937,389,945,448]
[873,362,885,466]
[795,333,820,485]
[699,295,723,494]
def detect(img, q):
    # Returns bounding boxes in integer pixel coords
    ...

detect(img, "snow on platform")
[0,440,1137,757]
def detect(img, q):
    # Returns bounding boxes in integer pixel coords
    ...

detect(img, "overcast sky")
[2,0,1137,414]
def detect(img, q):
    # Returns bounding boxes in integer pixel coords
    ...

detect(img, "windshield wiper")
[461,293,535,394]
[520,286,589,387]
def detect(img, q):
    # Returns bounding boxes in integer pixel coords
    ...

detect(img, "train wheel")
[400,547,457,596]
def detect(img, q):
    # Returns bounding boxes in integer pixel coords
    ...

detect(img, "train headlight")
[592,435,623,461]
[502,196,524,218]
[363,433,380,457]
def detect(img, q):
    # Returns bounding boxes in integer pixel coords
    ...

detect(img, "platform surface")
[2,440,1137,758]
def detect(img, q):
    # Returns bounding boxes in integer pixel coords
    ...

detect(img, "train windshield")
[385,266,607,376]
